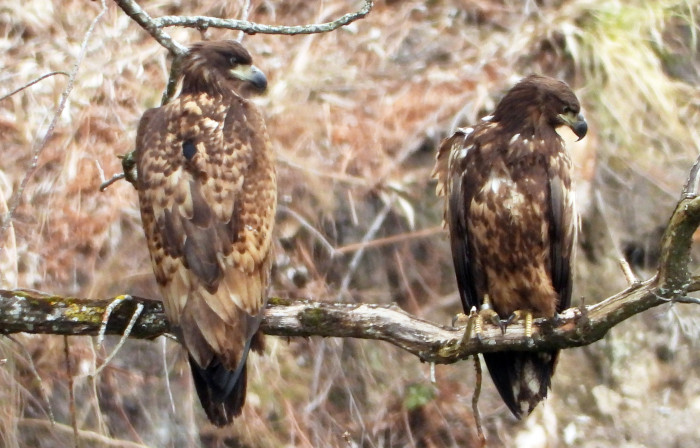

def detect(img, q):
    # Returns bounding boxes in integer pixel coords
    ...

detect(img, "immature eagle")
[134,40,276,426]
[433,75,587,418]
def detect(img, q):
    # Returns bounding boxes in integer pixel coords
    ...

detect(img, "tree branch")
[112,0,187,57]
[5,159,700,364]
[152,0,374,35]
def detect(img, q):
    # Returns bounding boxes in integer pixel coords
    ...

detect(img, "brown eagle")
[433,75,587,418]
[134,40,276,426]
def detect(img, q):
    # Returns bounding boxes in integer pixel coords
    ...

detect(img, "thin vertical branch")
[472,355,486,447]
[64,336,80,448]
[1,0,108,252]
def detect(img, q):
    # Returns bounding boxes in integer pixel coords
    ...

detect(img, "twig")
[619,257,638,285]
[236,0,252,42]
[277,206,339,258]
[472,355,485,448]
[1,0,108,256]
[153,0,374,35]
[162,337,177,415]
[97,295,128,345]
[337,195,396,299]
[19,418,151,448]
[99,173,126,192]
[5,334,54,423]
[93,300,143,376]
[0,71,70,102]
[335,225,442,255]
[64,336,80,448]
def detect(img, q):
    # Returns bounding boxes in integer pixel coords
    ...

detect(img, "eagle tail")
[188,330,264,427]
[483,350,558,418]
[189,355,248,426]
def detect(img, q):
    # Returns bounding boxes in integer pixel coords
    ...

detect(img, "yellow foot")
[454,294,504,345]
[480,293,505,334]
[504,309,534,337]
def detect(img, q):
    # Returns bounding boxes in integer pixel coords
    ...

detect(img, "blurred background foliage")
[1,0,700,446]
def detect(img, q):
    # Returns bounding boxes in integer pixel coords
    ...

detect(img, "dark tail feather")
[483,350,558,418]
[189,356,248,427]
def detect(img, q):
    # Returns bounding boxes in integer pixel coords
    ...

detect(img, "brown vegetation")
[2,0,700,446]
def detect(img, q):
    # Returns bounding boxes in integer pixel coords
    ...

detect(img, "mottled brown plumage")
[433,75,586,418]
[134,40,276,426]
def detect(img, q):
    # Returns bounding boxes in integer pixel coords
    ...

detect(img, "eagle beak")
[230,64,268,92]
[559,112,588,141]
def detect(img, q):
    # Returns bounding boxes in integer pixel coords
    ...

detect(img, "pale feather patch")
[183,101,203,116]
[509,133,521,145]
[456,126,474,136]
[201,117,220,130]
[452,145,473,162]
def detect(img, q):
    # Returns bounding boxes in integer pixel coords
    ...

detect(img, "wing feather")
[547,159,575,312]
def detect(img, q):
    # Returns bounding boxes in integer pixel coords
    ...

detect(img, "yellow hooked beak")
[558,111,588,141]
[230,64,268,92]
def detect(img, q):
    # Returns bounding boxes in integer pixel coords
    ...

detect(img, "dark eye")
[562,105,573,114]
[229,57,238,66]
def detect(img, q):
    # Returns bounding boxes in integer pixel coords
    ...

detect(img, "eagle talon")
[452,312,470,328]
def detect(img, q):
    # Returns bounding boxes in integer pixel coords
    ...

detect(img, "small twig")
[64,336,80,448]
[335,225,442,255]
[162,337,177,415]
[472,355,486,447]
[5,334,54,423]
[0,71,70,102]
[277,206,338,257]
[619,257,639,285]
[99,173,127,192]
[19,418,151,448]
[161,55,183,105]
[236,0,252,42]
[94,300,143,376]
[153,0,374,35]
[337,195,396,299]
[97,295,128,345]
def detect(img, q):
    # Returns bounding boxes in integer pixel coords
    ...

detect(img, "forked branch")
[2,155,700,363]
[113,0,374,58]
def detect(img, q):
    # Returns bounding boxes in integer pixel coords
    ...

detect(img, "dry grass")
[2,0,700,446]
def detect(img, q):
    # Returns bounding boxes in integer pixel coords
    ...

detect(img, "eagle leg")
[480,293,505,334]
[503,309,534,338]
[453,306,482,345]
[453,295,504,344]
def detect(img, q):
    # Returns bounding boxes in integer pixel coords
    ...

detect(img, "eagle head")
[494,74,587,141]
[181,40,268,96]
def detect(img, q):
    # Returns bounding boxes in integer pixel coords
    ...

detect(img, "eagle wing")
[135,95,276,374]
[547,158,576,313]
[434,127,483,312]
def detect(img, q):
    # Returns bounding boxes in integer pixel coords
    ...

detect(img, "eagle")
[433,75,587,418]
[134,40,276,426]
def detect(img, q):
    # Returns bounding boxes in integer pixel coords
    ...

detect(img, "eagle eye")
[229,57,238,66]
[562,105,574,114]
